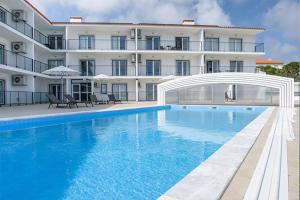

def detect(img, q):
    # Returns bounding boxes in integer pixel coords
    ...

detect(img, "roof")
[256,59,284,65]
[24,0,265,31]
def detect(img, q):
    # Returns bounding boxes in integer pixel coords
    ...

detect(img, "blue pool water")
[0,105,265,200]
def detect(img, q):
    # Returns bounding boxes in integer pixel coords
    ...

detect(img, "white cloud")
[264,0,299,39]
[264,37,299,62]
[30,0,232,25]
[194,0,232,25]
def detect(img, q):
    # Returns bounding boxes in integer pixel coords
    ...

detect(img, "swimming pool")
[0,105,266,200]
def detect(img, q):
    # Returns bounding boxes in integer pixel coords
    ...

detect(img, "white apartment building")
[0,0,265,106]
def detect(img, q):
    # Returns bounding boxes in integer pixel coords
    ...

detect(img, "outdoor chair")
[89,94,107,105]
[108,94,122,104]
[64,94,92,108]
[46,94,66,108]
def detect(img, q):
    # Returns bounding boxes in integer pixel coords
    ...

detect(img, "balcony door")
[206,60,220,73]
[146,60,160,76]
[49,35,64,49]
[176,60,190,76]
[230,61,243,72]
[0,79,5,105]
[0,44,4,65]
[79,35,95,49]
[146,36,160,50]
[72,82,92,101]
[111,36,126,50]
[175,37,189,50]
[146,83,157,101]
[112,83,127,100]
[80,60,95,76]
[112,60,127,76]
[0,7,6,23]
[204,38,219,51]
[229,38,242,52]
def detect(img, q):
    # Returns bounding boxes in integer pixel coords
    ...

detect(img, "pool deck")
[0,103,299,200]
[0,102,156,119]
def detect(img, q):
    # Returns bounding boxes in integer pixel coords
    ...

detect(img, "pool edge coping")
[0,104,170,122]
[158,106,275,200]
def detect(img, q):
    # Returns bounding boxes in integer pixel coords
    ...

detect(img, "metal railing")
[203,66,260,73]
[138,65,201,76]
[203,41,264,52]
[34,30,66,49]
[137,40,201,51]
[68,65,136,76]
[67,39,136,50]
[0,7,33,38]
[0,48,50,73]
[0,91,49,106]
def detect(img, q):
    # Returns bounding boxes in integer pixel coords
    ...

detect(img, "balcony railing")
[137,40,201,51]
[138,65,201,76]
[34,30,66,49]
[0,91,49,106]
[203,41,264,52]
[68,65,136,76]
[67,39,136,50]
[203,66,260,73]
[0,7,33,38]
[0,48,50,73]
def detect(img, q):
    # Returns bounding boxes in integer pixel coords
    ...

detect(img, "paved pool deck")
[221,107,299,200]
[0,102,156,119]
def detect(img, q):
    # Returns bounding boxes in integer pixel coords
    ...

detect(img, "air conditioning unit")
[12,75,27,86]
[131,54,142,63]
[130,29,142,39]
[12,42,26,53]
[12,10,25,22]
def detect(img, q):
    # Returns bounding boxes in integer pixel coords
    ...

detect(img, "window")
[48,35,64,49]
[146,60,161,76]
[48,59,64,69]
[112,60,127,76]
[101,84,107,94]
[111,36,126,50]
[204,38,219,51]
[206,60,220,73]
[230,61,243,72]
[229,38,242,52]
[80,60,95,76]
[175,37,189,50]
[112,83,127,100]
[146,83,157,101]
[146,36,160,50]
[72,82,92,101]
[176,60,190,76]
[79,35,95,49]
[0,7,6,23]
[49,84,62,100]
[0,44,4,65]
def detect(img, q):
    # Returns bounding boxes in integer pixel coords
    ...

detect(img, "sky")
[29,0,300,63]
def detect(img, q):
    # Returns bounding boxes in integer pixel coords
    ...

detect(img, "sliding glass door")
[112,83,127,100]
[146,60,160,76]
[146,83,157,101]
[80,60,95,76]
[146,36,160,50]
[111,36,126,50]
[112,60,127,76]
[0,44,4,65]
[72,83,92,101]
[0,79,5,105]
[79,35,95,49]
[176,60,190,76]
[230,61,243,72]
[206,60,220,73]
[175,37,189,50]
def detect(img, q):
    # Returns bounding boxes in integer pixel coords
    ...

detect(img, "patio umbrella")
[43,66,79,99]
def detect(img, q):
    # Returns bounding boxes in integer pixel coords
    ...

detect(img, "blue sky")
[30,0,299,63]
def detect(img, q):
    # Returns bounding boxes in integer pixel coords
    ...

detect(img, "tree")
[258,62,300,81]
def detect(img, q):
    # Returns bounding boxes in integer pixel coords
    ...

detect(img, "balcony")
[0,7,33,38]
[0,48,50,73]
[34,30,66,50]
[68,65,136,76]
[204,66,260,73]
[138,65,200,76]
[203,41,264,53]
[67,39,136,51]
[137,40,201,51]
